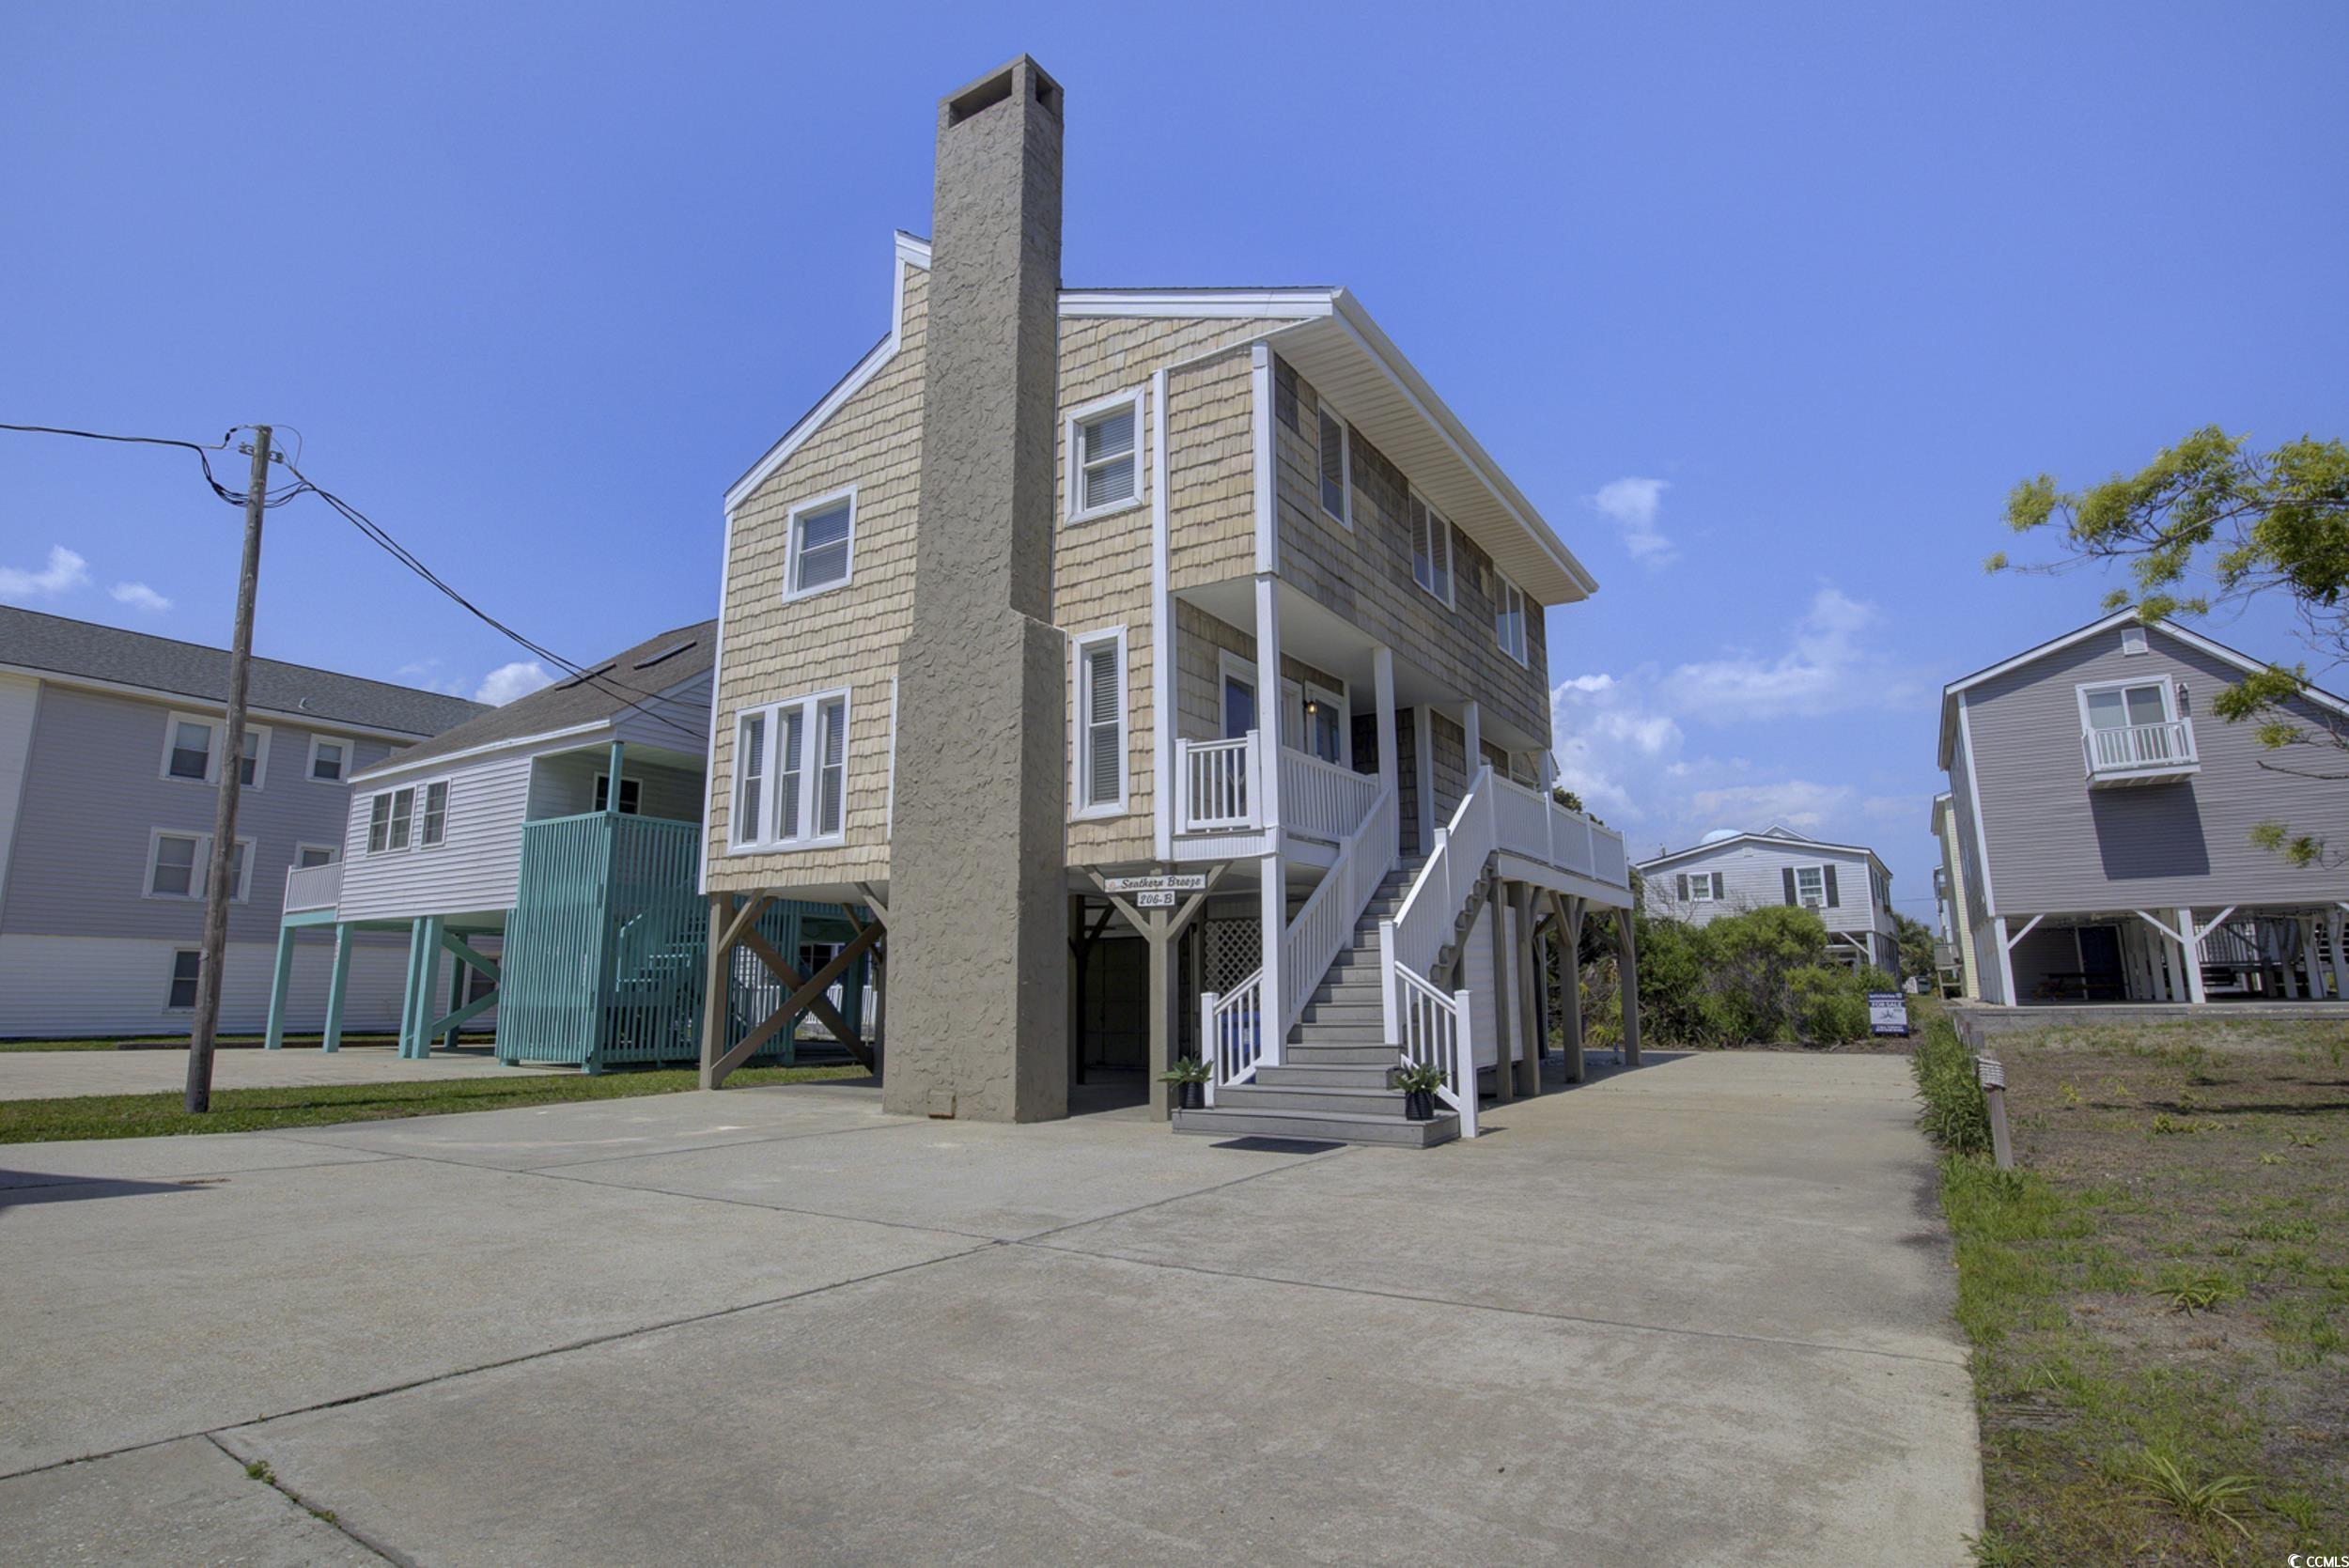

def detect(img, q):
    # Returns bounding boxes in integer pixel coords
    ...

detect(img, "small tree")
[1892,912,1937,983]
[1992,427,2349,863]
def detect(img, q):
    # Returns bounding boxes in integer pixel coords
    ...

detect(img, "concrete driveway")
[0,1054,1980,1565]
[0,1043,548,1100]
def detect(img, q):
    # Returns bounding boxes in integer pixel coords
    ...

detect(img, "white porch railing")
[1280,748,1383,843]
[1175,733,1255,831]
[283,861,344,914]
[1393,963,1478,1138]
[1280,784,1397,1036]
[1199,971,1268,1102]
[2083,719,2197,778]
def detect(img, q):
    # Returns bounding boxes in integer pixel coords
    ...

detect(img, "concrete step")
[1253,1062,1396,1090]
[1215,1081,1413,1117]
[1171,1104,1458,1149]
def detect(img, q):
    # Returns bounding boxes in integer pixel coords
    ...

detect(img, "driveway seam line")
[200,1432,410,1566]
[1003,1142,1358,1245]
[1014,1238,1969,1369]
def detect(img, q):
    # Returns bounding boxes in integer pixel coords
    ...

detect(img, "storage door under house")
[1079,932,1148,1074]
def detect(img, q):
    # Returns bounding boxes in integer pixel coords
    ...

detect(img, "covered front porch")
[1991,904,2349,1005]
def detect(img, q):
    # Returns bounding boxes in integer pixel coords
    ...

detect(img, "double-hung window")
[166,950,201,1010]
[1795,865,1827,909]
[1683,872,1719,903]
[1494,574,1528,664]
[148,832,249,900]
[1317,406,1350,526]
[368,786,415,853]
[786,489,855,599]
[1067,390,1143,523]
[734,690,849,848]
[1074,629,1127,817]
[165,716,214,781]
[1409,493,1453,605]
[418,781,449,846]
[309,737,348,782]
[237,727,267,787]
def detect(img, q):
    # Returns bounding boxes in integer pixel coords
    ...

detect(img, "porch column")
[605,740,625,812]
[1991,916,2018,1007]
[398,917,429,1058]
[444,937,469,1048]
[2298,913,2322,1000]
[2178,908,2208,1005]
[1253,573,1283,831]
[1554,893,1585,1083]
[320,923,353,1053]
[262,924,297,1050]
[1512,882,1540,1096]
[2329,908,2348,1001]
[1615,905,1641,1067]
[1413,706,1436,852]
[700,893,732,1088]
[1486,877,1514,1104]
[1258,852,1284,1065]
[1372,644,1397,860]
[1462,701,1481,775]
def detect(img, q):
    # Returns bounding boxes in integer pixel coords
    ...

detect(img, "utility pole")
[185,426,272,1113]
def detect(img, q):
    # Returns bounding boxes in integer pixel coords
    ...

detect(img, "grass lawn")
[0,1063,870,1143]
[1937,1017,2349,1563]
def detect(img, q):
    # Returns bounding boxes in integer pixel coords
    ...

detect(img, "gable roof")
[1935,608,2349,768]
[0,604,485,737]
[725,231,1598,607]
[1636,829,1890,878]
[351,618,715,779]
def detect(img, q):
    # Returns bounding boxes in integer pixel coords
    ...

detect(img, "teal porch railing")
[497,812,864,1071]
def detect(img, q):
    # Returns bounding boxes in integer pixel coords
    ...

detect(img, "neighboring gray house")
[0,606,483,1037]
[1934,610,2349,1005]
[1637,826,1900,973]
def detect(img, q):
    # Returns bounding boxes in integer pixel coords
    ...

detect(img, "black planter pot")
[1180,1081,1205,1110]
[1404,1087,1435,1121]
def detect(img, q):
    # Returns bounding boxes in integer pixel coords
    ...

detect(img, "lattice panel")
[1201,917,1262,997]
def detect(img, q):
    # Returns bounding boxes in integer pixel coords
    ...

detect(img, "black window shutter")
[1711,872,1724,900]
[1782,867,1797,905]
[1676,874,1688,900]
[1824,865,1841,908]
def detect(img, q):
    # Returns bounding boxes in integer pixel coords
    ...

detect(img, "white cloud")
[1688,780,1857,833]
[1588,477,1675,567]
[474,660,555,706]
[109,582,171,613]
[0,546,91,601]
[1662,585,1908,722]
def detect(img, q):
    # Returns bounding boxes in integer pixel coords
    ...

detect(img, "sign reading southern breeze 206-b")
[1868,992,1910,1037]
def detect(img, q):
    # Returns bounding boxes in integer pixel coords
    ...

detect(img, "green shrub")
[1791,964,1871,1043]
[1913,1015,1991,1156]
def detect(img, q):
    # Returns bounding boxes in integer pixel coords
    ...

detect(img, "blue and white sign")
[1868,992,1910,1037]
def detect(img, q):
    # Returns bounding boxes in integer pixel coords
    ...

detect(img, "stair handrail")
[1393,961,1478,1138]
[1279,783,1397,1037]
[1198,970,1267,1103]
[1384,765,1500,1012]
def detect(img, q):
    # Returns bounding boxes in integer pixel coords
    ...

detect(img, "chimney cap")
[940,54,1062,130]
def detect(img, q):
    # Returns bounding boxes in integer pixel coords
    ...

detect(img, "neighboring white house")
[1637,826,1900,973]
[0,606,482,1037]
[1934,609,2349,1006]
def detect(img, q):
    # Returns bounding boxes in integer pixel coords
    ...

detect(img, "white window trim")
[1493,572,1529,667]
[1795,863,1828,910]
[366,784,418,855]
[145,828,253,903]
[414,777,452,849]
[164,947,202,1011]
[1315,401,1352,529]
[729,687,852,852]
[1219,651,1263,744]
[294,842,340,869]
[2074,675,2177,733]
[306,734,350,784]
[1688,872,1716,903]
[594,772,644,815]
[782,484,858,603]
[1070,625,1130,820]
[1066,387,1147,526]
[161,711,269,786]
[1408,489,1455,610]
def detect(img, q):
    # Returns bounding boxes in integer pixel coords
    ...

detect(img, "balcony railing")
[2082,719,2197,783]
[1172,731,1384,843]
[283,860,344,914]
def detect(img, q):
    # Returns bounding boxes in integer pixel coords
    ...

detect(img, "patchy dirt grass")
[1952,1017,2349,1563]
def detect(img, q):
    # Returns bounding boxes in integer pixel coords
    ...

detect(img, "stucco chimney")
[883,57,1069,1123]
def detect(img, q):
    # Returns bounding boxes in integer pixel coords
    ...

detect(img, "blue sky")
[5,1,2344,920]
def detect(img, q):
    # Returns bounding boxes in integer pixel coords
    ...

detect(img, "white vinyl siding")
[1067,389,1144,523]
[785,488,856,600]
[732,690,849,849]
[1074,629,1127,818]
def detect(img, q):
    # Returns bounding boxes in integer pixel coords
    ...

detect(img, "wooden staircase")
[1174,857,1464,1148]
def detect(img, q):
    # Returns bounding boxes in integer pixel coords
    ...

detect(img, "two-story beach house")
[0,606,481,1038]
[699,58,1637,1147]
[1935,610,2349,1005]
[269,620,872,1071]
[1636,826,1900,973]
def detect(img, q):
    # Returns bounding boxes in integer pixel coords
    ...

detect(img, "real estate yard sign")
[1868,992,1910,1037]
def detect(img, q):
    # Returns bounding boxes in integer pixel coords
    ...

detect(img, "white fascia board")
[349,719,614,783]
[1637,832,1889,875]
[1060,289,1336,319]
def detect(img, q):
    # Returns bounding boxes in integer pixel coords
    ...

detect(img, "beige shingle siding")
[713,278,1278,886]
[1273,358,1549,746]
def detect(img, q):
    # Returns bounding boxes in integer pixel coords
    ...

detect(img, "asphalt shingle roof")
[352,618,716,776]
[0,604,487,737]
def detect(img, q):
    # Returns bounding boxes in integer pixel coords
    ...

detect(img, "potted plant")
[1161,1056,1212,1110]
[1390,1060,1446,1122]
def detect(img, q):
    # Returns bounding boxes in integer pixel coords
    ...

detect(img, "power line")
[0,421,309,509]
